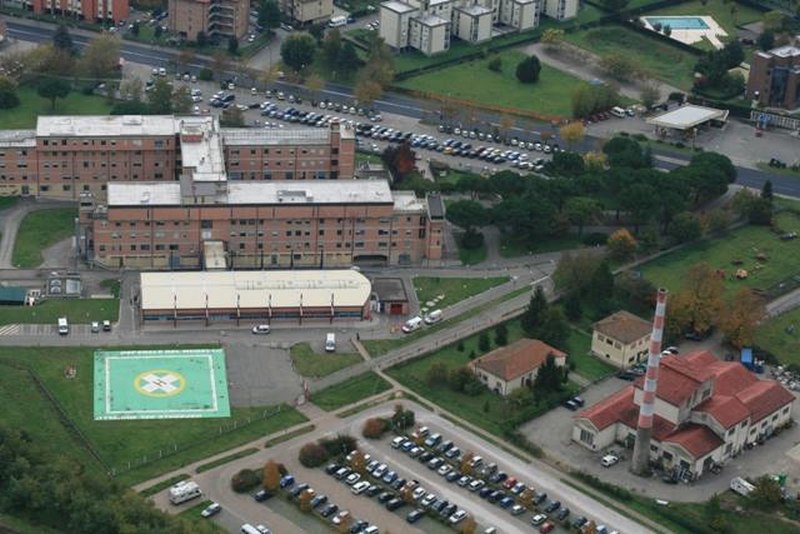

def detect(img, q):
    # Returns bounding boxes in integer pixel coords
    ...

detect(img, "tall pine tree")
[521,285,548,338]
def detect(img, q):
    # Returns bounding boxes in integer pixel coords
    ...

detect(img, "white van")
[241,525,261,534]
[325,333,336,352]
[168,480,202,504]
[328,15,347,27]
[424,309,443,325]
[610,106,627,118]
[402,316,423,333]
[57,317,69,336]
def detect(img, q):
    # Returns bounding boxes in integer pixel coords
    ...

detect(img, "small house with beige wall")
[591,311,651,369]
[469,338,566,396]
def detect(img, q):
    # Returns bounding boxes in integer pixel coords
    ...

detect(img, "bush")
[198,68,214,81]
[461,228,484,250]
[231,468,262,493]
[298,442,329,467]
[362,417,390,439]
[488,56,502,72]
[515,54,541,83]
[319,434,357,457]
[582,232,607,246]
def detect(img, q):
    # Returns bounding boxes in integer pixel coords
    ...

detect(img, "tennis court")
[93,348,231,420]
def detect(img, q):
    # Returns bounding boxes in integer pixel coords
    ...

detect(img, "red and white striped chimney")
[631,288,668,476]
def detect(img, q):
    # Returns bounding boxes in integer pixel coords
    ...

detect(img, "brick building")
[0,115,355,199]
[28,0,129,24]
[167,0,249,42]
[747,45,800,110]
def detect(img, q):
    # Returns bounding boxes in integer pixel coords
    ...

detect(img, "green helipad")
[93,348,231,421]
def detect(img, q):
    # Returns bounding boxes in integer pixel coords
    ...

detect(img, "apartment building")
[280,0,333,26]
[168,0,249,42]
[379,0,538,55]
[0,115,355,199]
[747,45,800,111]
[85,179,445,269]
[541,0,577,21]
[26,0,129,23]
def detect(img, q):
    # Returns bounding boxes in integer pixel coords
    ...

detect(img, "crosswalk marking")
[0,324,20,336]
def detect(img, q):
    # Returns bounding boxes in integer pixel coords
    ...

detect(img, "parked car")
[531,513,548,526]
[544,500,561,513]
[252,324,271,334]
[200,502,221,518]
[407,508,425,523]
[320,504,339,518]
[556,507,571,521]
[449,510,468,524]
[386,497,405,511]
[253,489,272,502]
[601,454,620,467]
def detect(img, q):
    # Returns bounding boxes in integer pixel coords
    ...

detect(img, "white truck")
[730,477,755,497]
[168,480,202,504]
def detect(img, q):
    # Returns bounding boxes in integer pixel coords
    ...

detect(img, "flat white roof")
[179,117,227,182]
[646,104,729,130]
[225,180,394,205]
[0,130,36,147]
[36,115,178,137]
[415,14,449,26]
[107,182,182,206]
[140,270,372,311]
[382,0,417,13]
[456,4,493,15]
[393,191,426,213]
[222,127,331,146]
[769,45,800,58]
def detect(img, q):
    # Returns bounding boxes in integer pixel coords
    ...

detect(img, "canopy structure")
[646,104,729,131]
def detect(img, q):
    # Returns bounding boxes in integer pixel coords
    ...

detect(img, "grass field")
[289,342,363,378]
[499,233,584,258]
[0,346,308,486]
[646,0,764,38]
[12,207,78,268]
[387,319,578,436]
[0,298,119,325]
[565,24,698,90]
[312,371,392,411]
[565,328,616,381]
[397,50,589,117]
[0,197,18,210]
[639,212,800,297]
[413,276,509,310]
[0,86,113,129]
[459,241,487,265]
[755,307,800,366]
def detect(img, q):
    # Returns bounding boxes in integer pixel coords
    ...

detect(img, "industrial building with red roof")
[573,350,795,479]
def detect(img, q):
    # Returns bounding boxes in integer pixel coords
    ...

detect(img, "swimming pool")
[643,16,709,30]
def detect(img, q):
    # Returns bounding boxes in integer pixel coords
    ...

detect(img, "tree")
[381,142,416,181]
[706,208,730,236]
[720,288,765,349]
[538,308,570,350]
[763,10,787,32]
[583,151,607,172]
[37,77,70,110]
[521,285,548,338]
[130,21,140,36]
[391,403,415,430]
[336,42,361,77]
[349,450,367,474]
[669,212,702,243]
[601,0,629,12]
[79,34,121,81]
[553,249,603,296]
[533,354,565,394]
[548,151,585,177]
[362,417,389,438]
[120,76,144,102]
[572,83,620,118]
[52,24,75,54]
[298,442,329,467]
[154,24,164,39]
[304,73,325,101]
[761,179,773,203]
[757,30,775,51]
[751,475,783,509]
[565,197,600,237]
[640,81,660,110]
[446,200,487,230]
[600,53,638,81]
[670,262,724,337]
[322,29,343,69]
[262,459,282,491]
[459,452,475,475]
[354,77,383,105]
[0,76,20,109]
[148,78,173,114]
[603,136,650,169]
[281,33,316,72]
[495,323,508,346]
[515,54,541,83]
[559,121,585,149]
[607,228,637,261]
[541,28,565,50]
[588,260,615,307]
[231,468,262,492]
[168,86,191,114]
[298,488,313,512]
[564,292,582,321]
[427,362,449,386]
[195,30,208,47]
[478,331,491,352]
[258,0,282,29]
[459,516,477,534]
[220,106,245,127]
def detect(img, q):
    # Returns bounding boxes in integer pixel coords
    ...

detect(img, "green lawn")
[639,212,800,298]
[499,233,584,258]
[565,328,616,381]
[413,276,509,311]
[387,319,579,436]
[100,278,122,298]
[646,0,764,38]
[0,346,308,486]
[565,25,698,90]
[12,207,78,268]
[756,307,800,366]
[312,371,392,411]
[397,50,589,117]
[0,298,119,325]
[459,242,487,265]
[0,86,113,129]
[290,342,363,378]
[0,197,19,210]
[355,151,384,166]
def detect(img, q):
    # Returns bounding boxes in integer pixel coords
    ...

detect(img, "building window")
[579,429,594,446]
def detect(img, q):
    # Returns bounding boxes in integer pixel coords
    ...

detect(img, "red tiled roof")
[694,395,750,428]
[618,401,677,440]
[737,380,795,423]
[470,338,566,382]
[593,311,652,344]
[705,360,757,397]
[633,354,712,407]
[576,385,635,431]
[663,424,723,458]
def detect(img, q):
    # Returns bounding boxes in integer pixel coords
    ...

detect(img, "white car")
[200,502,221,518]
[252,324,271,334]
[345,472,361,485]
[332,510,351,525]
[601,454,620,467]
[449,510,468,524]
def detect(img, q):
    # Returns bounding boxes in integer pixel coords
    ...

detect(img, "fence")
[750,110,800,131]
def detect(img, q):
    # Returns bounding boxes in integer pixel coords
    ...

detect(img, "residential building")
[747,45,800,110]
[541,0,577,20]
[0,115,356,200]
[469,338,566,396]
[379,0,539,56]
[25,0,129,23]
[591,310,652,369]
[280,0,334,26]
[168,0,249,42]
[573,351,795,479]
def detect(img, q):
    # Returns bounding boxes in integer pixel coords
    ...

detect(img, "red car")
[502,477,518,490]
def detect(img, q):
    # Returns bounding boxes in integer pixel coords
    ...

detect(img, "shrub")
[231,468,262,493]
[198,68,214,81]
[582,232,607,246]
[362,417,390,439]
[298,442,329,467]
[392,405,415,430]
[515,54,541,83]
[461,228,484,250]
[319,434,357,457]
[487,56,502,72]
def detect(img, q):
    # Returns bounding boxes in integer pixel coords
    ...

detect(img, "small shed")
[371,277,409,315]
[0,286,28,305]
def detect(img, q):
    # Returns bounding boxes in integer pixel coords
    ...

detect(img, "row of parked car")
[325,448,473,529]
